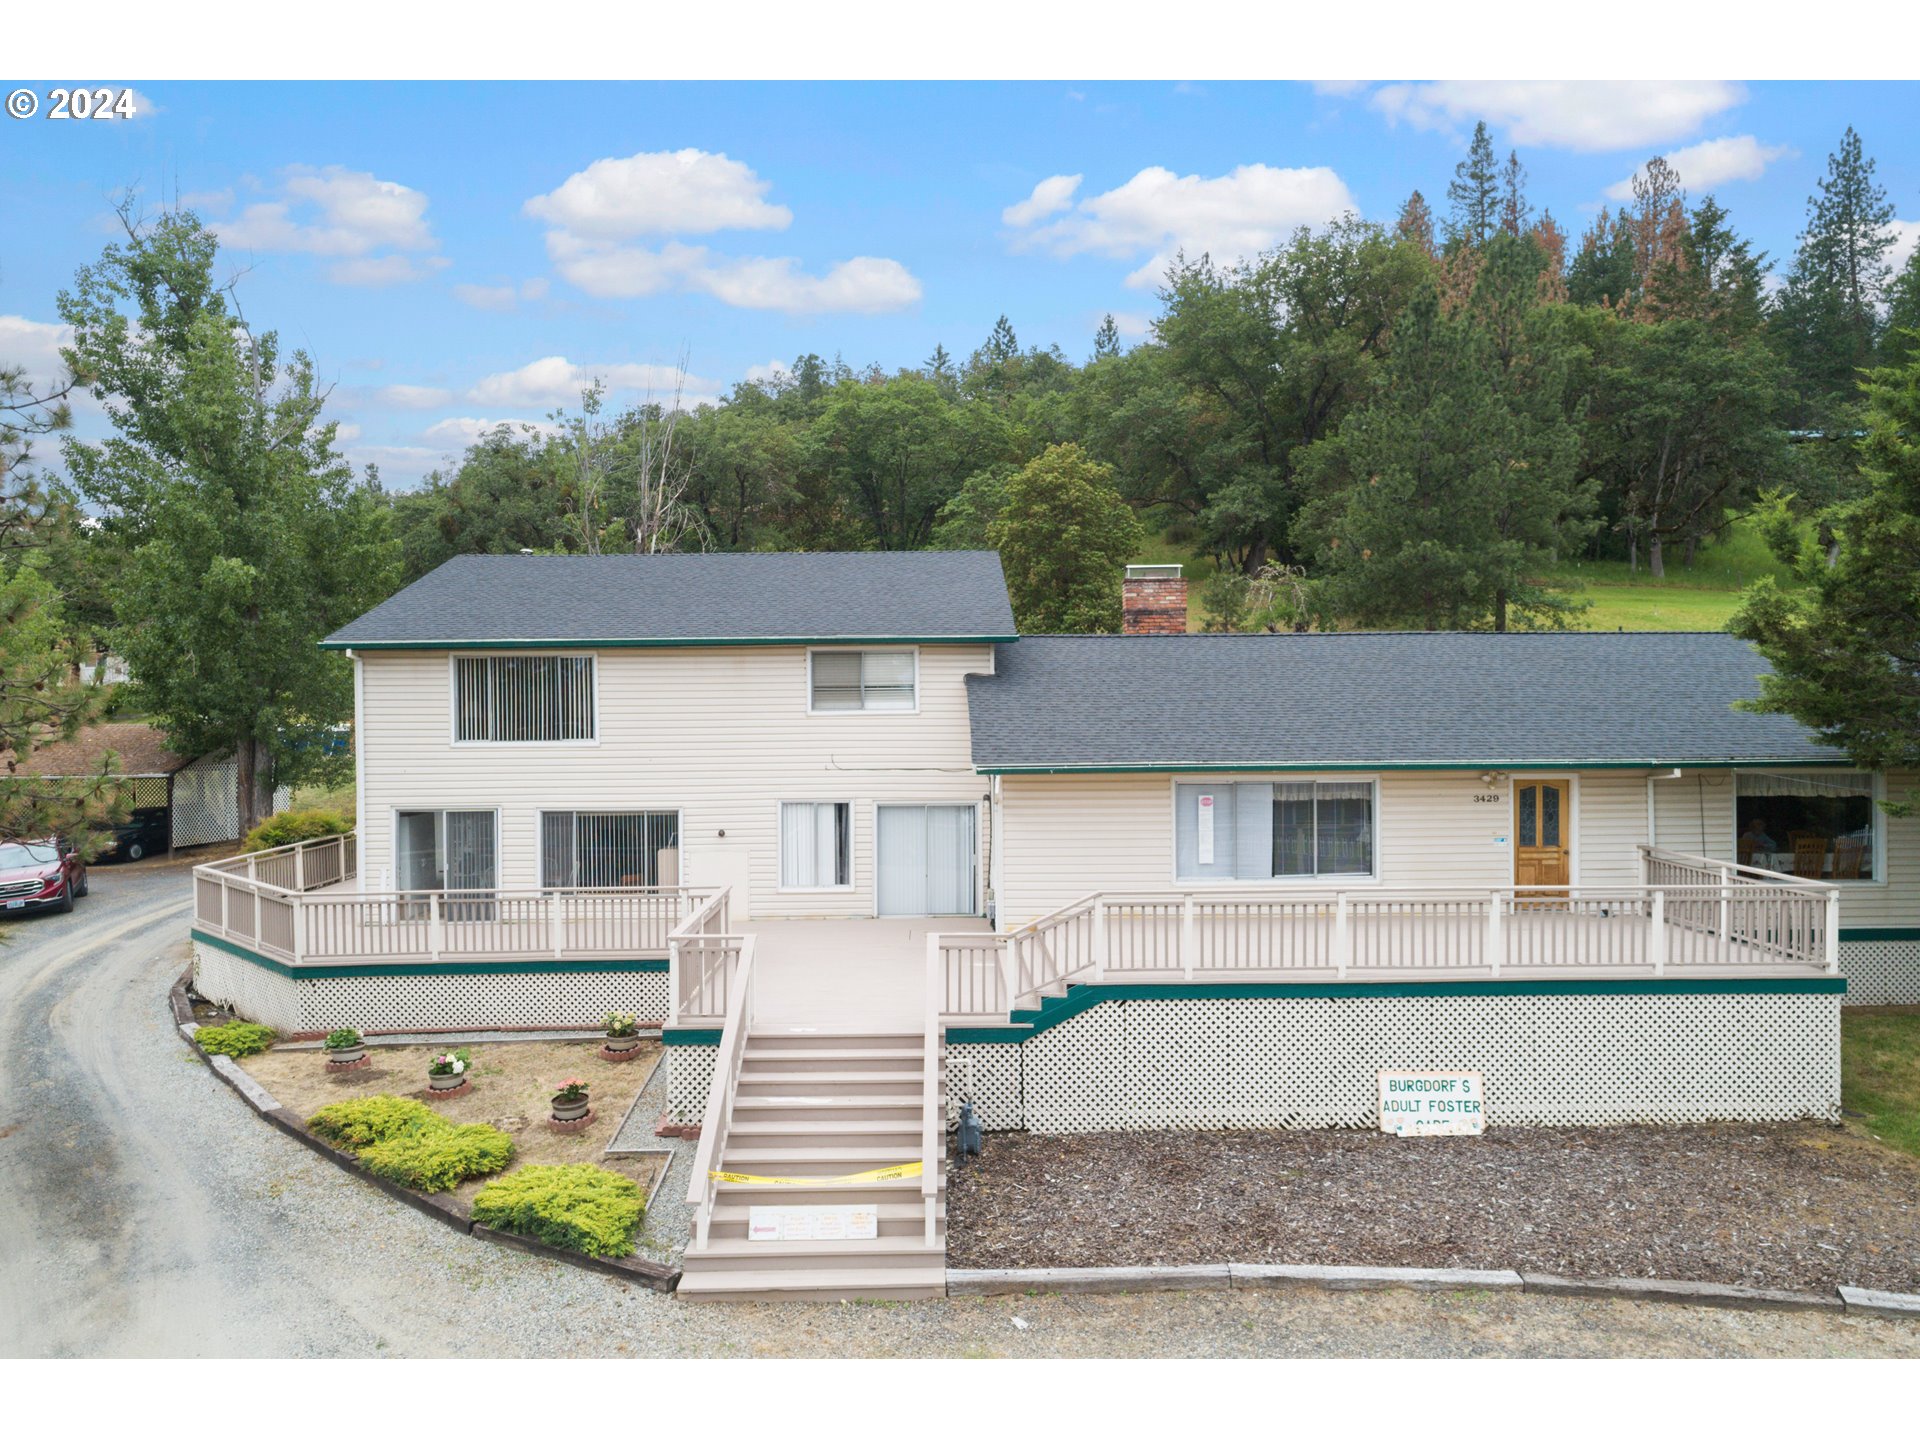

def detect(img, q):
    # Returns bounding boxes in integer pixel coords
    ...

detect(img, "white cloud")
[330,422,362,444]
[525,149,791,240]
[372,383,454,409]
[210,165,442,285]
[1312,81,1370,98]
[0,315,72,387]
[1007,163,1357,288]
[745,358,792,385]
[466,355,722,409]
[341,444,439,482]
[452,277,550,312]
[1107,311,1153,339]
[1003,175,1082,227]
[1889,219,1920,277]
[420,416,560,448]
[1370,80,1745,152]
[528,148,919,314]
[1604,136,1793,202]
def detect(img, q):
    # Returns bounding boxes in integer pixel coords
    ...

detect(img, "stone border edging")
[946,1262,1920,1319]
[169,969,678,1294]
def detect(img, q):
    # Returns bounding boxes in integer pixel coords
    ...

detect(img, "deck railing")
[684,934,757,1252]
[192,832,718,968]
[936,852,1839,1025]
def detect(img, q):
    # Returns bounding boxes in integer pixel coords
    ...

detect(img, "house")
[188,553,1917,1301]
[8,721,289,855]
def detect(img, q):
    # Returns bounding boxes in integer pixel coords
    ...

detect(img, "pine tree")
[1568,208,1635,311]
[1629,157,1688,314]
[1499,150,1531,238]
[1444,122,1500,249]
[1653,196,1769,335]
[924,343,955,384]
[985,315,1019,363]
[1395,190,1437,258]
[1884,247,1920,371]
[1092,314,1121,360]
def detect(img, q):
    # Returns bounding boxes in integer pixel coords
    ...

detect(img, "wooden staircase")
[677,1029,947,1303]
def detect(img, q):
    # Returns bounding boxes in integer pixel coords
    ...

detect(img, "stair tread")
[732,1095,922,1108]
[740,1070,935,1084]
[722,1147,923,1163]
[745,1047,924,1061]
[728,1120,923,1135]
[676,1266,946,1294]
[711,1200,943,1218]
[713,1178,931,1194]
[691,1237,943,1259]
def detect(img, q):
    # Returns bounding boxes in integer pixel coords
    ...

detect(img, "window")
[1735,770,1877,881]
[809,650,916,713]
[395,810,497,892]
[1176,780,1375,881]
[541,811,680,888]
[454,655,595,742]
[781,802,852,888]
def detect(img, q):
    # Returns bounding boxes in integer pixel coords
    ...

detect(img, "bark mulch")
[945,1123,1920,1295]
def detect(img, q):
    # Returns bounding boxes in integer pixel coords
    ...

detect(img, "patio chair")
[1832,835,1867,881]
[1791,836,1828,880]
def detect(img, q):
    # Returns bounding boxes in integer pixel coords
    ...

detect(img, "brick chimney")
[1122,564,1187,635]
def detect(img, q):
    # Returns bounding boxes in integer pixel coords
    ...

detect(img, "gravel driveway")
[2,861,1916,1358]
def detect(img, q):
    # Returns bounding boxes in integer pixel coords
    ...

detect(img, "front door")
[876,805,978,917]
[1513,780,1571,890]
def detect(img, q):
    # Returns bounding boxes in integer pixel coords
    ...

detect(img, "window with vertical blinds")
[455,655,595,741]
[1175,780,1375,881]
[540,811,680,887]
[808,650,917,712]
[781,802,852,888]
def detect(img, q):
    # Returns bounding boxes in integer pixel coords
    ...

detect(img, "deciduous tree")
[987,444,1145,633]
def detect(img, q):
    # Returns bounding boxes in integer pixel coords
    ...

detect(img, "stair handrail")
[922,931,943,1243]
[684,933,756,1252]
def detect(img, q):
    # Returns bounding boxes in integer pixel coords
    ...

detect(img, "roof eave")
[321,633,1022,652]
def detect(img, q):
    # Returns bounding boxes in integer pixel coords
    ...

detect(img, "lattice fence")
[667,1046,717,1123]
[192,941,667,1033]
[1838,939,1920,1006]
[949,991,1840,1134]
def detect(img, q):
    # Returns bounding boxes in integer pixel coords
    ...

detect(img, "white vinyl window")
[454,655,595,742]
[809,650,917,713]
[1176,780,1376,882]
[781,802,852,889]
[541,811,680,888]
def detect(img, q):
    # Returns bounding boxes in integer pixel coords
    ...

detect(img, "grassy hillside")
[1134,518,1804,633]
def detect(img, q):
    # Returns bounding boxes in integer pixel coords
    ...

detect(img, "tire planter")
[426,1070,470,1099]
[548,1107,595,1134]
[325,1044,368,1067]
[600,1036,643,1062]
[550,1096,590,1124]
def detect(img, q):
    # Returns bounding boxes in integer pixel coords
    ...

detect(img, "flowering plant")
[603,1011,639,1038]
[428,1049,469,1077]
[552,1078,589,1104]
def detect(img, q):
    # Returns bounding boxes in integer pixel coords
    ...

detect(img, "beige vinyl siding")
[356,644,991,919]
[1577,772,1649,887]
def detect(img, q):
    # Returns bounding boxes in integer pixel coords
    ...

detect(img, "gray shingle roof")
[966,632,1838,770]
[323,551,1017,648]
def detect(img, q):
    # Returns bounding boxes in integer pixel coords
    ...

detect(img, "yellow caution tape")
[709,1161,924,1186]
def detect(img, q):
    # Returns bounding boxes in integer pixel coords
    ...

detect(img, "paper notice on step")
[748,1205,880,1241]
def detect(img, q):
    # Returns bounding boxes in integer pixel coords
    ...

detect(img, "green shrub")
[308,1095,439,1148]
[241,808,353,854]
[305,1095,512,1192]
[471,1163,645,1257]
[361,1122,514,1193]
[195,1020,278,1057]
[323,1027,363,1050]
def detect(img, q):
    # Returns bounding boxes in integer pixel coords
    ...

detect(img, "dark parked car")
[100,807,170,862]
[0,838,88,915]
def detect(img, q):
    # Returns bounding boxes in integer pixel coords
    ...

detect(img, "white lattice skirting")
[666,1045,718,1124]
[947,989,1841,1134]
[192,938,669,1033]
[1839,938,1920,1005]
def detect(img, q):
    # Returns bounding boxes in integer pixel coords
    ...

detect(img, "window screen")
[455,655,595,741]
[1177,781,1375,880]
[809,651,916,712]
[1734,770,1875,881]
[540,811,679,887]
[781,802,852,887]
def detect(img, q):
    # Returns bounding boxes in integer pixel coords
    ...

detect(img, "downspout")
[988,774,1004,930]
[351,649,365,890]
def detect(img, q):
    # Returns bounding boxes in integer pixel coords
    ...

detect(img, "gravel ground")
[947,1126,1920,1294]
[3,862,1916,1357]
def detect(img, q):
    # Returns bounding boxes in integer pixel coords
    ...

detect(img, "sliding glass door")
[394,810,497,916]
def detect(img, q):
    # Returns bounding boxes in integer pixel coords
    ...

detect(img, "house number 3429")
[1472,792,1503,803]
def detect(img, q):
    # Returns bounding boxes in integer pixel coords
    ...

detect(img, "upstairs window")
[454,655,595,742]
[809,650,917,713]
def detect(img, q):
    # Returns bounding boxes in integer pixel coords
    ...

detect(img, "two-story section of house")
[326,551,1015,924]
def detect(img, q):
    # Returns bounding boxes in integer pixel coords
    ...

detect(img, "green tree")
[1445,121,1500,249]
[988,444,1145,633]
[58,207,398,829]
[1294,254,1592,631]
[1732,347,1920,809]
[388,424,574,583]
[1882,246,1920,371]
[1092,314,1121,361]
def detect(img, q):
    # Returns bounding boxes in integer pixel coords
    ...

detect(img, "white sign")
[1378,1071,1486,1136]
[1196,792,1215,865]
[747,1205,879,1242]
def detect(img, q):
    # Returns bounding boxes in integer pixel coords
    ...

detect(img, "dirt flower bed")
[240,1039,666,1211]
[946,1123,1920,1295]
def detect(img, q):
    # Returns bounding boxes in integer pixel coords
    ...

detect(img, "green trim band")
[662,1028,723,1046]
[324,634,1018,652]
[191,929,668,980]
[981,759,1849,776]
[945,976,1848,1044]
[1840,927,1920,942]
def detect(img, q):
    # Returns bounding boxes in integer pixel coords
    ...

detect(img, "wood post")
[551,891,565,958]
[1180,894,1196,980]
[428,891,444,964]
[1334,893,1351,978]
[1486,891,1504,976]
[1650,888,1667,975]
[1091,897,1107,982]
[1826,890,1841,975]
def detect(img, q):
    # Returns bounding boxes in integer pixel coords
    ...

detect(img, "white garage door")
[876,805,977,917]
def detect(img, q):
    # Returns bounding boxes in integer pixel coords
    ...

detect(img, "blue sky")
[4,79,1918,488]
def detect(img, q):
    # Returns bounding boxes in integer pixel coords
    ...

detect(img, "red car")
[0,837,88,916]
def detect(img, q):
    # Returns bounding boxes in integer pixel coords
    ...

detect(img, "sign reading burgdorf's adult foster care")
[1378,1071,1486,1136]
